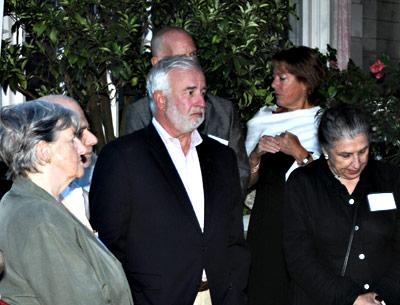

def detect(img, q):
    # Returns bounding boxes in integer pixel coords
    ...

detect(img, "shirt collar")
[152,117,203,149]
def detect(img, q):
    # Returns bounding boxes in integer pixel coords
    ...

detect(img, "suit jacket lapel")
[196,138,216,237]
[144,124,202,233]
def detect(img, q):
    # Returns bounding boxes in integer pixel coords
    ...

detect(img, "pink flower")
[374,72,384,79]
[369,59,385,74]
[329,59,338,69]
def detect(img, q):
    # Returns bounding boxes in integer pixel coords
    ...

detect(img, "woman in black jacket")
[283,104,400,305]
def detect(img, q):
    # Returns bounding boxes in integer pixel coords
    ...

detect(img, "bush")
[319,46,400,163]
[1,0,295,147]
[0,0,151,148]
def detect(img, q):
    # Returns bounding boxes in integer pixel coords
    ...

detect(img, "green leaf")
[49,29,58,44]
[33,23,47,36]
[74,13,87,26]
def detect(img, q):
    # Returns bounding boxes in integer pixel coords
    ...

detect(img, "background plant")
[0,0,150,148]
[319,46,400,163]
[0,0,295,150]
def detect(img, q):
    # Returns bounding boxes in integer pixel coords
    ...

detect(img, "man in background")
[41,95,98,229]
[124,26,249,195]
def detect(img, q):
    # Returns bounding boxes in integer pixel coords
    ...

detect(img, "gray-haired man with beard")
[124,26,249,196]
[90,56,250,305]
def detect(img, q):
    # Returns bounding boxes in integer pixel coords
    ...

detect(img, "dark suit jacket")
[89,124,250,305]
[124,94,249,196]
[284,158,400,305]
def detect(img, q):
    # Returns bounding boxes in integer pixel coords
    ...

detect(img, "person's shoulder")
[206,94,234,109]
[201,134,235,155]
[125,96,148,111]
[99,127,149,158]
[124,97,151,125]
[2,187,66,233]
[248,105,275,120]
[368,159,400,180]
[287,158,322,184]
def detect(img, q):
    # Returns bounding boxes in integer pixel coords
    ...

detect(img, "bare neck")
[177,134,192,155]
[27,171,71,199]
[339,177,360,195]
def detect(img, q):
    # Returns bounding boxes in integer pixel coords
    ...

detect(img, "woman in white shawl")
[246,46,325,305]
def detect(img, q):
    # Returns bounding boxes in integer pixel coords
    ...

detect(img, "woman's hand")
[275,131,309,162]
[248,135,280,187]
[353,292,383,305]
[253,135,280,157]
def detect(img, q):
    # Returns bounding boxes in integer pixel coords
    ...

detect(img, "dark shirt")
[0,162,12,200]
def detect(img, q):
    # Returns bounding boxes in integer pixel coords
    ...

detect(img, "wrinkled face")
[50,99,98,167]
[159,68,206,136]
[49,127,86,183]
[271,64,309,110]
[326,133,369,181]
[76,113,98,167]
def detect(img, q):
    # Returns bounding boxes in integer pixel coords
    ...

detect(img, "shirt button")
[355,225,359,231]
[364,283,370,290]
[349,198,355,205]
[359,253,365,260]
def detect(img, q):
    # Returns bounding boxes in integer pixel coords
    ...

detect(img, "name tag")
[367,193,397,211]
[208,134,229,146]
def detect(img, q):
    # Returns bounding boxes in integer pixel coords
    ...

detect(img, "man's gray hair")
[146,55,203,115]
[0,100,80,179]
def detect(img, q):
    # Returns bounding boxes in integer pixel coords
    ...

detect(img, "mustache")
[190,107,205,116]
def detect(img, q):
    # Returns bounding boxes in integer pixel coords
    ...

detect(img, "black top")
[0,161,12,200]
[246,152,294,305]
[284,157,400,305]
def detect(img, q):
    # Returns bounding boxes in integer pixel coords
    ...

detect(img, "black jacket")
[284,158,400,305]
[123,94,249,196]
[90,124,250,305]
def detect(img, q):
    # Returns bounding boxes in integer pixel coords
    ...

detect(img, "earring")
[324,154,329,160]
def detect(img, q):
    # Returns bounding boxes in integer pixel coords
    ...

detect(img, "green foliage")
[0,39,30,96]
[0,0,295,146]
[152,0,295,122]
[319,46,400,163]
[1,0,151,147]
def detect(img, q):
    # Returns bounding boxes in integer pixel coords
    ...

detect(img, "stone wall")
[351,0,400,70]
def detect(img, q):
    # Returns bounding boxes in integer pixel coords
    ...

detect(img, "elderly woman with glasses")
[0,101,132,305]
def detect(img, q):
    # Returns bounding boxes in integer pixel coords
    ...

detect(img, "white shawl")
[245,105,321,179]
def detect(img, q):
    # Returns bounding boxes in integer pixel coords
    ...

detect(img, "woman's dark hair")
[318,103,371,151]
[272,46,326,105]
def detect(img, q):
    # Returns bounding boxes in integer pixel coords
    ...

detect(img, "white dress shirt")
[152,118,207,281]
[152,118,205,231]
[60,164,95,231]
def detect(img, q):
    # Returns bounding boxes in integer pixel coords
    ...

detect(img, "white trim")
[1,15,25,106]
[0,0,3,53]
[106,70,118,137]
[291,0,331,53]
